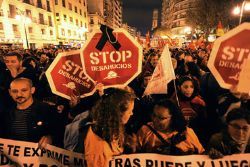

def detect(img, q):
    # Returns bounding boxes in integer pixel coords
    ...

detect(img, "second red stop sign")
[208,23,250,89]
[80,29,143,87]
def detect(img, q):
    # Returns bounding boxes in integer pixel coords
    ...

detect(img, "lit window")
[69,3,72,10]
[12,24,18,32]
[28,27,33,33]
[62,0,66,7]
[41,28,46,35]
[61,28,65,36]
[0,22,3,30]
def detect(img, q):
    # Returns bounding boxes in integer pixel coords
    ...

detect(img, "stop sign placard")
[46,50,96,100]
[208,23,250,89]
[80,28,142,87]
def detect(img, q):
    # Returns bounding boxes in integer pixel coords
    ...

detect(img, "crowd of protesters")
[0,44,250,167]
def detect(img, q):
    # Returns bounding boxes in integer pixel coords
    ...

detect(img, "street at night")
[0,0,250,166]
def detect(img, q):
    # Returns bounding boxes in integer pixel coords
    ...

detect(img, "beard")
[15,97,28,104]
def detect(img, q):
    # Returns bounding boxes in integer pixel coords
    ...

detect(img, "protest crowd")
[0,41,250,167]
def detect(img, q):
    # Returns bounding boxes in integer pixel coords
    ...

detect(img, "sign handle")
[173,79,180,108]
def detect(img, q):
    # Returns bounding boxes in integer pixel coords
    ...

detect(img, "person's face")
[152,106,172,132]
[180,80,194,98]
[4,56,22,70]
[198,51,206,58]
[150,55,159,67]
[179,53,185,60]
[228,119,250,143]
[184,55,193,64]
[143,76,152,87]
[40,54,48,63]
[30,60,36,68]
[121,100,134,124]
[9,81,35,105]
[202,56,208,66]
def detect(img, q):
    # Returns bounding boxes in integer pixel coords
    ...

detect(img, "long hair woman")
[84,88,136,167]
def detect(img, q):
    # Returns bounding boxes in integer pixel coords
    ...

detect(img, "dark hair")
[226,108,250,124]
[177,76,199,97]
[174,51,184,59]
[4,52,23,61]
[143,71,153,78]
[91,88,136,145]
[154,99,187,133]
[186,62,201,79]
[23,56,38,68]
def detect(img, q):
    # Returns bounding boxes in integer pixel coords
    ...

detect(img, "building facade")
[0,0,88,49]
[0,0,57,49]
[87,0,122,32]
[54,0,88,47]
[122,23,137,37]
[161,0,197,36]
[87,0,105,33]
[152,9,159,30]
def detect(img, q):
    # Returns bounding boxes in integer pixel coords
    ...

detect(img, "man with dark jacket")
[0,52,38,111]
[3,78,54,147]
[208,108,250,159]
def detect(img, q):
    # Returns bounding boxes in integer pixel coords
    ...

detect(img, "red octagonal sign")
[80,28,142,87]
[208,23,250,89]
[46,50,96,100]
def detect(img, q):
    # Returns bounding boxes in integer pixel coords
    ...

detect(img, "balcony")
[32,17,37,23]
[14,31,21,38]
[0,10,4,17]
[47,7,51,12]
[28,34,36,40]
[23,0,35,6]
[23,0,30,4]
[41,35,47,40]
[8,11,16,19]
[37,2,42,8]
[39,20,48,25]
[37,3,47,10]
[0,31,5,38]
[49,21,53,27]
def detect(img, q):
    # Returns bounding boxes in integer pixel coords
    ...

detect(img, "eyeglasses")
[229,123,250,132]
[153,113,172,121]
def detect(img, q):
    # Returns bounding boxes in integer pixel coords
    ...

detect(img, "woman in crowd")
[83,88,136,167]
[208,107,250,159]
[137,99,204,155]
[172,76,208,146]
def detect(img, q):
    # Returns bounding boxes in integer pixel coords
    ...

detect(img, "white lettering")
[222,46,250,62]
[89,51,132,65]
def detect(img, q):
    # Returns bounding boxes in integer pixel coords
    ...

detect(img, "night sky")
[122,0,162,35]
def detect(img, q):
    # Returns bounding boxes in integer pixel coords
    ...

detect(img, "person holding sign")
[171,76,208,146]
[137,99,204,155]
[83,88,136,167]
[208,107,250,159]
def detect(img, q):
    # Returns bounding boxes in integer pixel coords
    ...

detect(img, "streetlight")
[232,0,250,25]
[184,26,192,34]
[15,9,31,49]
[233,6,241,15]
